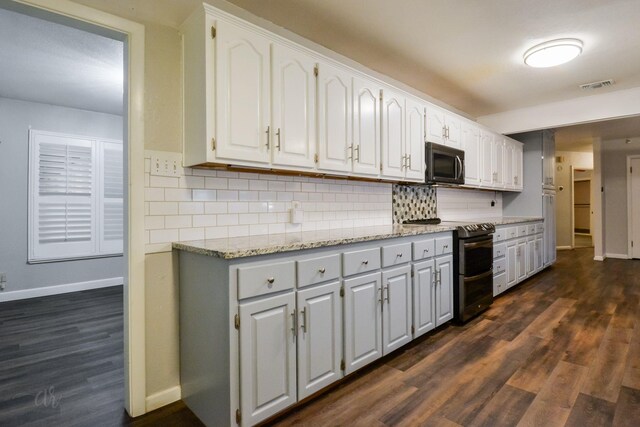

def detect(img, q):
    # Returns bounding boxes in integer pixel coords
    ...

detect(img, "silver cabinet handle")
[265,126,270,149]
[267,277,275,284]
[384,285,389,303]
[424,248,430,254]
[354,144,360,162]
[300,307,307,333]
[318,267,326,274]
[347,144,353,160]
[397,253,403,258]
[378,287,383,304]
[362,260,369,265]
[408,155,412,169]
[275,128,281,151]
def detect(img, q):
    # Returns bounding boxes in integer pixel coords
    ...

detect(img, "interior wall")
[603,137,640,256]
[0,97,124,296]
[437,187,503,220]
[555,151,593,248]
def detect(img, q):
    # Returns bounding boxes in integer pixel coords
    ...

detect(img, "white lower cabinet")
[239,292,297,426]
[493,221,547,297]
[179,231,457,427]
[412,259,435,337]
[381,265,412,354]
[343,271,382,374]
[296,281,343,399]
[434,255,454,325]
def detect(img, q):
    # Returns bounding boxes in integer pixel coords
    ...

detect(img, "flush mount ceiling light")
[523,38,583,68]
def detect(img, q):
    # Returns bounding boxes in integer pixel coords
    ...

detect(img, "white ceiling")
[0,7,124,115]
[555,115,640,152]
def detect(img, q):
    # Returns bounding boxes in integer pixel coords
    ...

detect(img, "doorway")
[629,156,640,259]
[0,0,145,420]
[572,169,593,248]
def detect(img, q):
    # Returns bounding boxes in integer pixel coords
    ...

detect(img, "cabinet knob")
[424,248,429,253]
[362,260,369,265]
[318,267,326,274]
[397,253,403,258]
[267,277,275,284]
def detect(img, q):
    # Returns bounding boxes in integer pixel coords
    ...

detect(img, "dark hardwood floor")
[1,248,638,426]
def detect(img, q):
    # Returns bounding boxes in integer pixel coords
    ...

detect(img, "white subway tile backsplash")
[149,202,178,216]
[144,152,394,252]
[164,188,193,202]
[228,179,249,190]
[228,202,248,214]
[204,202,228,214]
[149,175,179,188]
[217,214,239,226]
[179,228,205,241]
[192,189,217,201]
[165,215,192,229]
[205,177,228,189]
[217,190,239,201]
[193,214,217,227]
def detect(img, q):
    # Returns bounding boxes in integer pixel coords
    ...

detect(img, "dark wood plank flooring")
[1,248,638,426]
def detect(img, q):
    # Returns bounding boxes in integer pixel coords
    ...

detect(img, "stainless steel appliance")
[402,219,494,323]
[425,142,465,185]
[453,223,495,322]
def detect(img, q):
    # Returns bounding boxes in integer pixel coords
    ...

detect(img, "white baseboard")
[0,277,123,302]
[605,253,630,260]
[557,246,572,250]
[145,385,182,412]
[594,255,605,261]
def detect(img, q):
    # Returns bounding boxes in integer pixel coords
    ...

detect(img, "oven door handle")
[463,239,493,249]
[464,270,494,282]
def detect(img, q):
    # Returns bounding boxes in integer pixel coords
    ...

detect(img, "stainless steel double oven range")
[453,223,495,322]
[403,220,495,323]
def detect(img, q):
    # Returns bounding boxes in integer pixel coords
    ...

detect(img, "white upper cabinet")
[426,104,460,148]
[480,131,494,186]
[181,5,522,189]
[216,19,271,165]
[381,87,405,179]
[271,43,317,169]
[513,142,523,191]
[504,141,514,190]
[492,136,505,188]
[404,98,426,181]
[461,122,481,186]
[352,77,382,177]
[317,62,353,174]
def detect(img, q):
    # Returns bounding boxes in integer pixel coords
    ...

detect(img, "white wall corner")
[477,86,640,134]
[145,385,182,413]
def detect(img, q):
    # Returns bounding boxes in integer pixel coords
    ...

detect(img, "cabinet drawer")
[506,227,517,240]
[517,225,527,237]
[493,228,506,242]
[343,247,381,277]
[413,238,435,261]
[435,236,453,256]
[535,223,544,234]
[493,257,506,276]
[494,272,506,296]
[237,261,295,299]
[527,224,537,235]
[381,242,411,267]
[493,242,506,259]
[297,254,341,288]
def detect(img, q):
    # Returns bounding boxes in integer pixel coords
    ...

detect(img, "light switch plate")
[150,151,182,177]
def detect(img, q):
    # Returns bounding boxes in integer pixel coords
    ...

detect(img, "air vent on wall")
[579,79,614,90]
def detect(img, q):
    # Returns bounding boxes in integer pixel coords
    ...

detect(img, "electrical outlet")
[0,272,6,291]
[150,152,182,177]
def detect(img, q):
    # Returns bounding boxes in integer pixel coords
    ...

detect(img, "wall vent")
[579,79,614,90]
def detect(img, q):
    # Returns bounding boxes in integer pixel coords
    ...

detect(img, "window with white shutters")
[29,130,123,262]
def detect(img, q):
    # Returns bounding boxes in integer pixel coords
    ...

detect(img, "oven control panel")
[457,223,495,238]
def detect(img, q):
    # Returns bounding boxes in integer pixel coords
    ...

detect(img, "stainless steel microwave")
[425,142,465,185]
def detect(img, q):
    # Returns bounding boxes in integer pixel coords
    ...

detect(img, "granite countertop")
[173,217,544,259]
[481,216,543,225]
[173,224,456,259]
